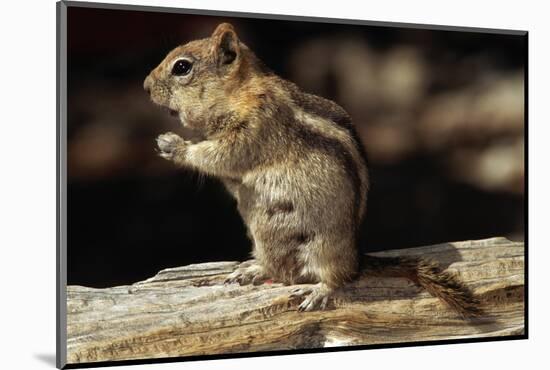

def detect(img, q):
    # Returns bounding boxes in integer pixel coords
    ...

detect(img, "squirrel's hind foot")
[289,283,333,312]
[224,260,269,286]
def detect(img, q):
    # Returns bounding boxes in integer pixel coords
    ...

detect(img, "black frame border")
[56,1,529,368]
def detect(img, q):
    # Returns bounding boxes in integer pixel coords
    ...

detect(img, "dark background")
[67,6,526,288]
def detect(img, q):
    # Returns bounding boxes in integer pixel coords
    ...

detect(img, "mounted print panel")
[57,1,527,368]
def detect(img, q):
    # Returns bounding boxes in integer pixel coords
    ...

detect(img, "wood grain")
[66,237,524,364]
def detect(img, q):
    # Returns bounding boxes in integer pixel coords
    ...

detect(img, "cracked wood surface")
[66,237,524,364]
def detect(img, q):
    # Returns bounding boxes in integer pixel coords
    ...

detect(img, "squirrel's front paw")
[156,132,187,160]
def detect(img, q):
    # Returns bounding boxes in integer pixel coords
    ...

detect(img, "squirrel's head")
[144,23,264,133]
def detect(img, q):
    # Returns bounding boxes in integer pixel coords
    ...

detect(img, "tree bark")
[66,237,524,364]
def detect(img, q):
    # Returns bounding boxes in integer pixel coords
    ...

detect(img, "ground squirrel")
[144,23,480,316]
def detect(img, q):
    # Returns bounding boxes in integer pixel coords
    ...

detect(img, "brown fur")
[362,255,482,318]
[145,23,480,316]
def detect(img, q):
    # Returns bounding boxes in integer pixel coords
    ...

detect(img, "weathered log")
[66,237,524,364]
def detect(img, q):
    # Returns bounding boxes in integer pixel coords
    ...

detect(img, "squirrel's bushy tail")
[362,255,482,318]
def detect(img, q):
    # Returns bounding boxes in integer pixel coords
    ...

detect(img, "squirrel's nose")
[143,75,153,94]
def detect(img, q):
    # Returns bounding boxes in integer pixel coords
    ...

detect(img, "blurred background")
[66,6,526,287]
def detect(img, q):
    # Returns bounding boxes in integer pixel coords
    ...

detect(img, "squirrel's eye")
[171,59,192,76]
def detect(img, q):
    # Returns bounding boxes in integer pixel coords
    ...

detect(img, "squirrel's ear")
[211,23,240,66]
